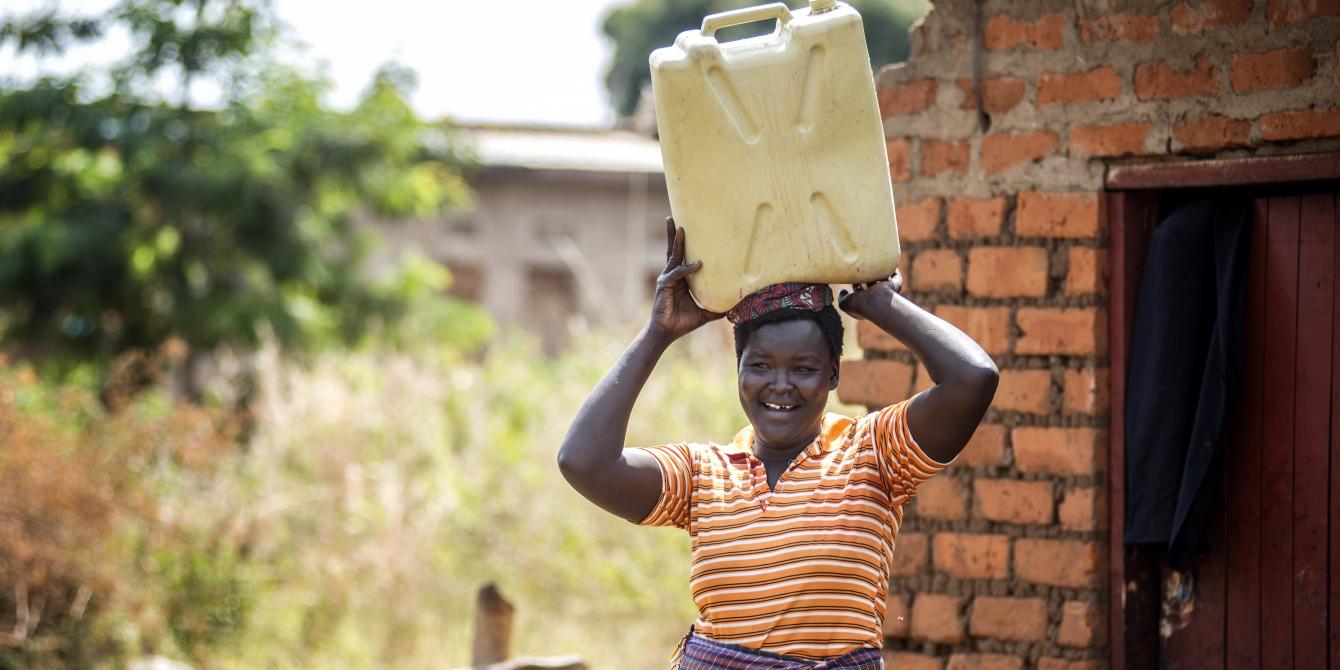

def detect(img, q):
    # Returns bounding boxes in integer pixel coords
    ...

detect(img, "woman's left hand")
[837,270,903,320]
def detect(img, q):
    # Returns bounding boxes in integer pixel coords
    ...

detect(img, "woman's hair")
[733,305,844,363]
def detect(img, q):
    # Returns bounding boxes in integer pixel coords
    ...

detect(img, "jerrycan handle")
[700,3,792,38]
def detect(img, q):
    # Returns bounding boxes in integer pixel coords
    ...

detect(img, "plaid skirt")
[670,629,883,670]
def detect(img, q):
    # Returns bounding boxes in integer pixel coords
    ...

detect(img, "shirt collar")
[728,412,855,461]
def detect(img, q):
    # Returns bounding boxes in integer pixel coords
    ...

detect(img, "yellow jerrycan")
[650,0,900,313]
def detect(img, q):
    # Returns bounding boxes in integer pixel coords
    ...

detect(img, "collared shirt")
[631,398,948,661]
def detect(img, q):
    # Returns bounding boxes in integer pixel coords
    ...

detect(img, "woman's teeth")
[763,402,798,411]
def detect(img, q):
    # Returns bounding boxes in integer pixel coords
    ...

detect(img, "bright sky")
[4,0,629,127]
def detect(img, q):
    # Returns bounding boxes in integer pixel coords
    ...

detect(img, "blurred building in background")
[374,123,671,348]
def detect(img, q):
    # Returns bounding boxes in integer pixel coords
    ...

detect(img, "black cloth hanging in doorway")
[1123,197,1251,570]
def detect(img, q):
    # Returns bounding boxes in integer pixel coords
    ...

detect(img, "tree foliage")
[0,0,471,365]
[601,0,929,117]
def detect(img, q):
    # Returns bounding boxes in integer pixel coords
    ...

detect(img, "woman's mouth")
[762,401,799,412]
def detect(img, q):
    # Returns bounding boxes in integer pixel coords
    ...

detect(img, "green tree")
[601,0,930,117]
[0,0,471,368]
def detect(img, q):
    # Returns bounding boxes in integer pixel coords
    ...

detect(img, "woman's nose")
[768,369,794,390]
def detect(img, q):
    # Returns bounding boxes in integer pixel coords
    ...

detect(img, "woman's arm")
[839,272,999,464]
[556,219,724,522]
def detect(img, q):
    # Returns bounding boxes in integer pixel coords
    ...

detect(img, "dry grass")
[0,352,238,668]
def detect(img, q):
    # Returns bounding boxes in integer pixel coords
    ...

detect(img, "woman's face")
[737,318,838,454]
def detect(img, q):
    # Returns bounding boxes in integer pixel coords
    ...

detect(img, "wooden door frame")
[1104,151,1340,670]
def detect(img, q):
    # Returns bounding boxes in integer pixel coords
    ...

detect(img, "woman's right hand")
[649,217,724,341]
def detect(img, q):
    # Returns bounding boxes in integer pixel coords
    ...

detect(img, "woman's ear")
[829,362,840,391]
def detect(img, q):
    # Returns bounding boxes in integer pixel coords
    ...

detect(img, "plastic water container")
[650,0,900,313]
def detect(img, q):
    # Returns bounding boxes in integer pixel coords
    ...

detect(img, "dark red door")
[1158,192,1340,669]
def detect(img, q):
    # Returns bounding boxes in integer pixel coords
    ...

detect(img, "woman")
[557,219,998,668]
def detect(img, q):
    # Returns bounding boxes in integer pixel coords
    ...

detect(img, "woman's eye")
[750,363,769,370]
[795,367,816,374]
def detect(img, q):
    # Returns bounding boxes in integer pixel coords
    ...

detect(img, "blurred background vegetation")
[0,0,922,667]
[0,326,748,669]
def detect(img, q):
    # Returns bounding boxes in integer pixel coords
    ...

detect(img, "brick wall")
[836,1,1340,667]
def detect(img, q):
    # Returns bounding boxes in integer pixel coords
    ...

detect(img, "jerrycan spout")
[809,0,838,13]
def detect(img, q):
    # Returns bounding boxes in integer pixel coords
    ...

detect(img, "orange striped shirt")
[631,398,948,660]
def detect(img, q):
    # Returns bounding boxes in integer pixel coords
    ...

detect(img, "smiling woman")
[556,220,998,668]
[731,290,844,490]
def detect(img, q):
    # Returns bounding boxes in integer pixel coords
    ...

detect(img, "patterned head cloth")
[726,282,833,325]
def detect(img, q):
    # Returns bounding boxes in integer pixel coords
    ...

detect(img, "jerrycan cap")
[809,0,839,13]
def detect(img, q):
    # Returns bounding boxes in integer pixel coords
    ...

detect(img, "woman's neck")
[751,429,819,464]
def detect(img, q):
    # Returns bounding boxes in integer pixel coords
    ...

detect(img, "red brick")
[915,475,969,520]
[1171,0,1253,35]
[1070,123,1150,157]
[1013,426,1105,476]
[1015,538,1102,588]
[1260,108,1340,141]
[934,305,1012,356]
[966,247,1049,298]
[1065,247,1108,297]
[836,358,914,408]
[882,652,944,670]
[1232,48,1316,92]
[1016,307,1107,356]
[922,139,971,176]
[891,531,929,576]
[974,479,1054,525]
[1267,0,1340,26]
[957,423,1007,468]
[1058,600,1107,647]
[1039,660,1110,670]
[1072,663,1108,670]
[981,131,1060,173]
[947,654,1025,670]
[932,533,1011,579]
[1063,367,1109,415]
[857,319,905,352]
[947,196,1007,239]
[879,79,939,117]
[1059,486,1106,531]
[984,13,1064,51]
[1135,56,1220,99]
[885,593,911,637]
[888,138,911,182]
[898,197,943,242]
[993,369,1052,414]
[911,249,962,293]
[1037,68,1121,107]
[956,77,1027,114]
[1017,192,1104,239]
[911,593,966,643]
[970,596,1048,641]
[1079,14,1159,43]
[1174,114,1252,153]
